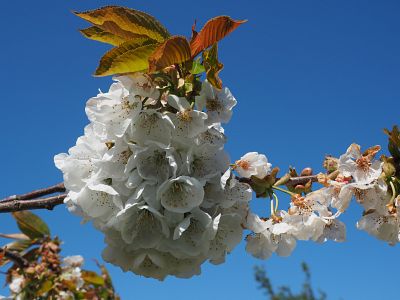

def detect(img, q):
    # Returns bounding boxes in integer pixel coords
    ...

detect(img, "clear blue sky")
[1,1,399,299]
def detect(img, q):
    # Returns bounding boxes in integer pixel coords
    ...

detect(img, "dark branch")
[238,175,319,187]
[2,248,29,268]
[0,194,67,213]
[285,175,318,187]
[0,183,65,203]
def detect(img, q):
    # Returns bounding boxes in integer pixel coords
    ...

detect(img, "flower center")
[177,109,193,122]
[235,160,250,170]
[206,98,222,111]
[356,156,371,172]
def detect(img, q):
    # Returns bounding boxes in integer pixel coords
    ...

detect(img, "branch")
[0,183,65,203]
[0,194,67,213]
[239,175,319,187]
[1,248,29,268]
[285,175,318,187]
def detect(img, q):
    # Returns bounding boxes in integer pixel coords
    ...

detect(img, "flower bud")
[323,155,338,173]
[300,167,313,176]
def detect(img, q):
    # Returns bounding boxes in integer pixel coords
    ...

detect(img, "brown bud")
[294,184,305,194]
[300,167,313,176]
[274,173,291,186]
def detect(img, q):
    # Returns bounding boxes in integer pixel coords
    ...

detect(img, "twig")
[285,175,318,187]
[0,194,67,213]
[0,183,65,203]
[1,248,29,268]
[238,175,319,187]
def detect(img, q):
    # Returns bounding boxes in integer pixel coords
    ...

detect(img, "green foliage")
[12,211,50,240]
[254,263,327,300]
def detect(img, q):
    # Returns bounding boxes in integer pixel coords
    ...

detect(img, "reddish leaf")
[190,16,246,57]
[148,36,192,73]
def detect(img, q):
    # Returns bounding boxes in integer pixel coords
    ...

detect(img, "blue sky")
[1,1,399,299]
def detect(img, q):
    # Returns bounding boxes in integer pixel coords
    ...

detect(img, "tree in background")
[254,263,326,300]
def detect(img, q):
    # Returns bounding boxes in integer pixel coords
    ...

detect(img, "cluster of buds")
[0,212,119,299]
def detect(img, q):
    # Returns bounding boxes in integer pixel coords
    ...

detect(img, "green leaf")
[74,6,170,43]
[36,280,53,296]
[80,26,127,46]
[191,58,205,74]
[12,211,50,239]
[81,270,105,285]
[5,239,32,252]
[95,38,159,76]
[202,43,224,89]
[148,36,192,73]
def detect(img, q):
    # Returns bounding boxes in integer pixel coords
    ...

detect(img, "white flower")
[61,266,84,289]
[166,208,214,258]
[316,218,346,243]
[110,203,169,249]
[208,213,243,264]
[86,80,142,138]
[157,176,204,213]
[129,109,174,147]
[54,124,108,192]
[245,212,296,259]
[338,143,382,184]
[195,125,226,148]
[133,143,178,183]
[186,144,230,181]
[220,169,252,208]
[9,277,24,294]
[353,179,390,214]
[234,152,272,179]
[115,73,160,100]
[59,291,75,300]
[63,255,84,267]
[66,183,122,221]
[196,81,237,125]
[357,210,399,245]
[168,95,208,142]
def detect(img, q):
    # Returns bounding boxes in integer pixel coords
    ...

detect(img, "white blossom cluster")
[238,144,396,261]
[55,74,252,279]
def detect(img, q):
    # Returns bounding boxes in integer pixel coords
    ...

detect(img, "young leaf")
[95,38,159,76]
[148,36,192,73]
[80,26,128,46]
[190,16,246,57]
[203,43,224,89]
[81,270,105,285]
[4,239,32,252]
[36,280,53,296]
[74,6,170,43]
[190,58,205,74]
[0,233,29,240]
[12,211,50,239]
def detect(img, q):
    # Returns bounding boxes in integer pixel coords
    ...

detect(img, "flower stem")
[389,180,397,205]
[272,193,279,213]
[272,186,297,197]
